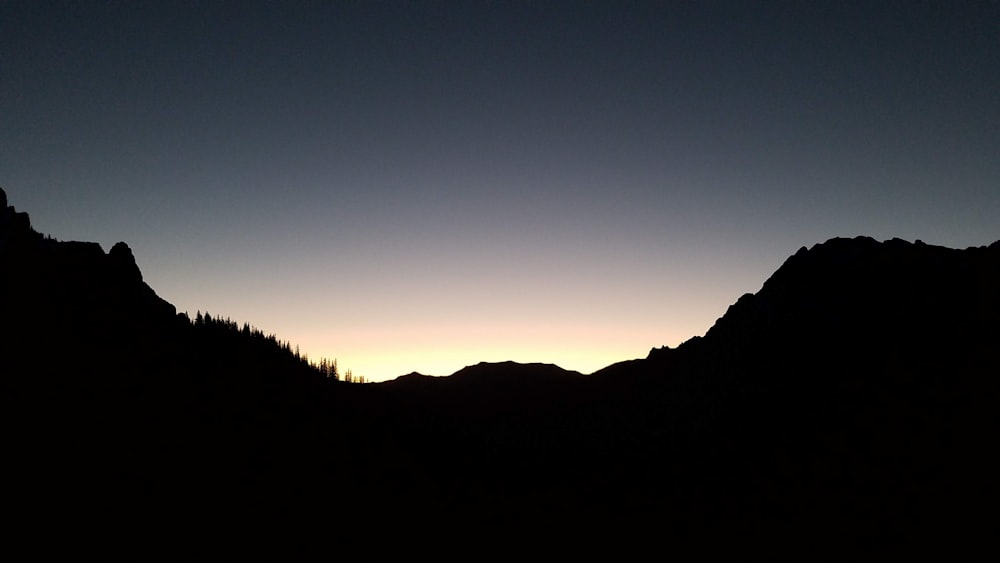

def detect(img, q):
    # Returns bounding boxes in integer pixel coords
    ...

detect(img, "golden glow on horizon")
[295,322,699,382]
[154,244,753,384]
[160,267,742,383]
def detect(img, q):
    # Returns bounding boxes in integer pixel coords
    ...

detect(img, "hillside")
[3,187,998,546]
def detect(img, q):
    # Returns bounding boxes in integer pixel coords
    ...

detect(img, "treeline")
[182,310,366,384]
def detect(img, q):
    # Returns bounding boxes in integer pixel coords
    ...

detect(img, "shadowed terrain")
[3,187,997,546]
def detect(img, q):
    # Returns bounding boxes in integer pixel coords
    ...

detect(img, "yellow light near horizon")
[328,348,633,382]
[298,321,694,382]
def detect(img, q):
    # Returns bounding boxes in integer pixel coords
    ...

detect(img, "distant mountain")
[3,186,998,547]
[452,360,582,379]
[386,360,581,384]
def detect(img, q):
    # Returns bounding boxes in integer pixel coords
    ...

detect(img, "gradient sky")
[3,1,998,381]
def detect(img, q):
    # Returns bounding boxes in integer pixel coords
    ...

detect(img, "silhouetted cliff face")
[1,189,177,380]
[0,188,40,252]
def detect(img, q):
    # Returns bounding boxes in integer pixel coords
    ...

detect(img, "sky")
[2,1,998,381]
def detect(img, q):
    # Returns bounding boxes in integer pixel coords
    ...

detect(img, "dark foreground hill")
[3,187,998,547]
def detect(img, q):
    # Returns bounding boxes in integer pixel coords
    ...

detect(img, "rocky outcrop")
[1,189,176,377]
[109,241,144,284]
[0,187,41,253]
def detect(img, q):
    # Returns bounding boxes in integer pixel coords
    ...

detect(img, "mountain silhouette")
[3,186,998,548]
[2,187,340,520]
[589,236,1000,538]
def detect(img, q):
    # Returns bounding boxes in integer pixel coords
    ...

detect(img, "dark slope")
[366,236,1000,536]
[599,235,1000,374]
[1,189,345,513]
[349,236,1000,539]
[4,187,998,545]
[590,236,1000,536]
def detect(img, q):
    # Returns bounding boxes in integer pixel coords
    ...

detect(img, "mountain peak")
[109,241,143,284]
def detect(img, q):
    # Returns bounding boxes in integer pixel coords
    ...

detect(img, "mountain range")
[3,186,998,547]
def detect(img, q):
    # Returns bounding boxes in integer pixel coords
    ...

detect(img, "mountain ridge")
[382,360,583,385]
[4,185,998,544]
